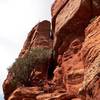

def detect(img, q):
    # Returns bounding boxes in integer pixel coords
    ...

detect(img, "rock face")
[51,0,88,99]
[79,16,100,100]
[51,0,100,99]
[8,86,68,100]
[19,20,52,57]
[8,87,43,100]
[3,20,52,100]
[3,0,100,100]
[52,0,100,53]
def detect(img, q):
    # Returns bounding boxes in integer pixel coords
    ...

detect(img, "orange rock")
[3,0,100,100]
[51,0,68,17]
[8,87,43,100]
[79,16,100,100]
[72,98,82,100]
[19,20,52,57]
[3,20,52,100]
[51,0,100,99]
[57,55,62,65]
[52,0,100,54]
[3,72,15,100]
[53,66,63,85]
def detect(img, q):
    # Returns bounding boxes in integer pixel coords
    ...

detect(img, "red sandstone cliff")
[3,20,53,100]
[19,20,52,57]
[3,0,100,100]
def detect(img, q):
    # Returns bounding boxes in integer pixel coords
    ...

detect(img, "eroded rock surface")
[3,20,52,100]
[52,0,100,54]
[8,86,68,100]
[79,16,100,100]
[8,87,43,100]
[3,0,100,100]
[51,0,100,99]
[19,20,52,57]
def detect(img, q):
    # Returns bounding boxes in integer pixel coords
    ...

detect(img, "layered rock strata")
[3,0,100,100]
[3,20,52,100]
[51,0,100,99]
[79,16,100,100]
[19,20,52,57]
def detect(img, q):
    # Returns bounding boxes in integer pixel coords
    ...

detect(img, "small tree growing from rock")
[8,48,52,87]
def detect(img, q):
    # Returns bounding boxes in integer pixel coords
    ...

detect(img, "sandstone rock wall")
[19,20,52,57]
[3,0,100,100]
[3,20,52,100]
[51,0,100,99]
[80,16,100,100]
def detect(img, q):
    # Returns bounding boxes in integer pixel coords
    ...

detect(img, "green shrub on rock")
[8,48,52,87]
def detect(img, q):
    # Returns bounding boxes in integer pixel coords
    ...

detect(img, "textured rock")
[62,52,84,98]
[36,89,67,100]
[53,47,84,99]
[8,86,68,100]
[55,0,91,33]
[52,0,100,54]
[3,72,15,100]
[53,66,63,85]
[51,0,68,17]
[3,0,100,100]
[52,15,100,100]
[51,0,100,19]
[85,76,100,100]
[8,87,43,100]
[52,0,92,52]
[19,20,52,57]
[51,0,100,99]
[92,0,100,16]
[3,20,52,100]
[79,16,100,100]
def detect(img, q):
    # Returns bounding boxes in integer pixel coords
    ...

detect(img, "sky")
[0,0,53,99]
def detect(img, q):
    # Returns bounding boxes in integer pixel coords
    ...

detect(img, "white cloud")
[0,0,53,98]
